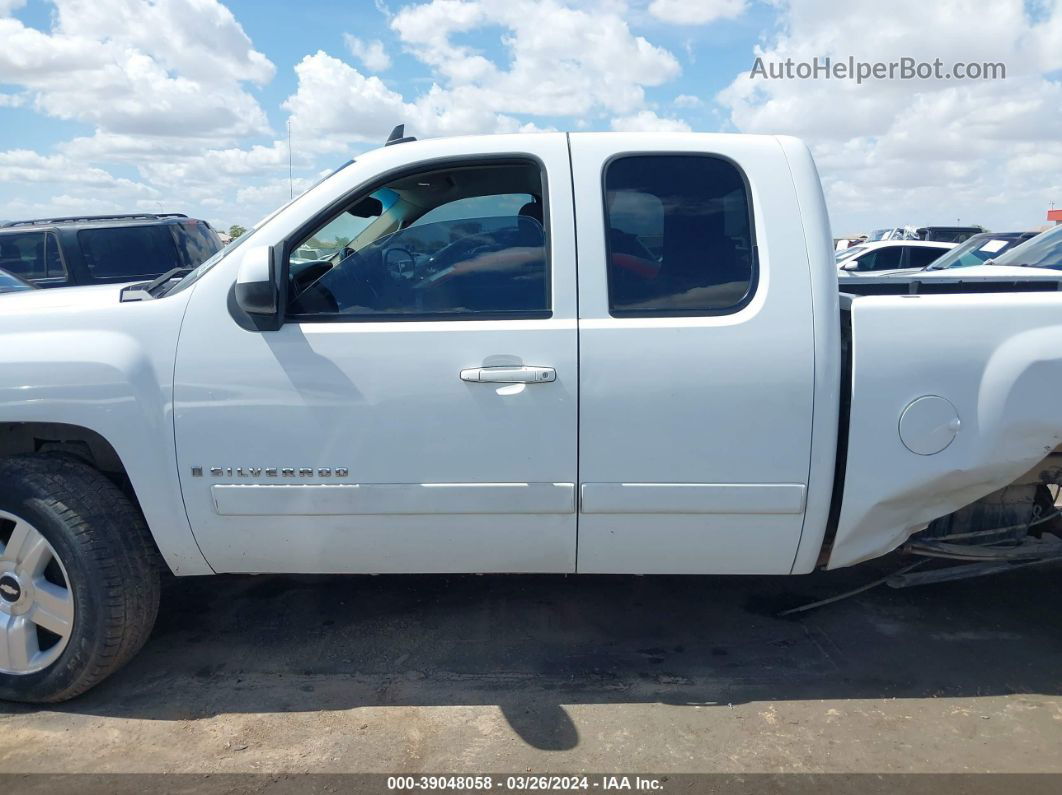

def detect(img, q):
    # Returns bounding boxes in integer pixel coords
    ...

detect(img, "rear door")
[570,134,818,574]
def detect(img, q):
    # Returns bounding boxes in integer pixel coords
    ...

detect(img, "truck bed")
[839,272,1062,296]
[827,284,1062,568]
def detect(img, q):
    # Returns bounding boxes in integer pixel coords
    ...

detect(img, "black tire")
[0,454,160,703]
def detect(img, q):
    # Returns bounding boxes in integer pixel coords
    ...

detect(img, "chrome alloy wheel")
[0,510,74,674]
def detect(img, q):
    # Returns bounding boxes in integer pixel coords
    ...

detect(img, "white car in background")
[837,240,955,275]
[916,225,1062,278]
[842,227,1062,284]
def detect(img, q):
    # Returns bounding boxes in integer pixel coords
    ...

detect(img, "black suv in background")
[915,225,986,243]
[0,213,222,288]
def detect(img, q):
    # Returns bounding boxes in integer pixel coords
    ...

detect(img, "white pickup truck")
[2,131,1062,703]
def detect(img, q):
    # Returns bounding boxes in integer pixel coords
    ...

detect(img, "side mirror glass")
[235,245,279,318]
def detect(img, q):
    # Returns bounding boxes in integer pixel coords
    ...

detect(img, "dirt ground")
[1,556,1061,775]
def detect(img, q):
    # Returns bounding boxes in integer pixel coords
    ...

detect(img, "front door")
[174,137,578,573]
[570,134,817,574]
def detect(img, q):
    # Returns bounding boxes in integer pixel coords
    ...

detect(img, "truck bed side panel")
[830,291,1062,568]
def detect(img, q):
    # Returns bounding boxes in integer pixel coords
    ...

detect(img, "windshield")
[991,226,1062,270]
[0,269,34,293]
[926,235,1022,270]
[836,245,866,262]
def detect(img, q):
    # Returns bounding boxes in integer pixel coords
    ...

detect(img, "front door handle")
[460,366,556,384]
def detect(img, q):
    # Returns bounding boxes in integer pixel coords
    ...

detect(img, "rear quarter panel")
[831,291,1062,567]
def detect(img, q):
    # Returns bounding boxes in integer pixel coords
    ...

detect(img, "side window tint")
[907,247,943,268]
[868,246,902,270]
[0,232,46,280]
[852,251,875,270]
[287,162,549,319]
[78,226,181,278]
[604,155,755,316]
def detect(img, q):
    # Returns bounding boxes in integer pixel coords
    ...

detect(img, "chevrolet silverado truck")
[2,131,1062,703]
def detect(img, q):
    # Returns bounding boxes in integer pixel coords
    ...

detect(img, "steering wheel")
[384,246,417,279]
[413,237,507,290]
[298,246,384,312]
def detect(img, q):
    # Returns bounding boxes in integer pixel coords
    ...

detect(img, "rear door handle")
[460,366,556,384]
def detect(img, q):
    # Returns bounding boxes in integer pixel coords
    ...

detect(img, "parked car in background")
[866,227,912,241]
[837,226,1062,292]
[914,225,985,243]
[917,225,1062,278]
[834,236,866,252]
[837,240,955,274]
[864,225,984,243]
[922,231,1040,270]
[987,224,1062,270]
[0,213,222,289]
[0,267,35,294]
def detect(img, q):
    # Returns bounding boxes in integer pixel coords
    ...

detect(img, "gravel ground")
[1,556,1060,775]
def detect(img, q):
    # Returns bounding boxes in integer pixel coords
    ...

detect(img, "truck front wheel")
[0,455,160,703]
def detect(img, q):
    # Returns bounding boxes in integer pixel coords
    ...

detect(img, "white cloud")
[389,0,681,118]
[649,0,746,25]
[0,0,274,140]
[611,110,691,132]
[673,93,703,108]
[280,0,687,153]
[0,1,284,227]
[716,0,1062,231]
[235,176,317,207]
[343,35,392,71]
[0,149,155,193]
[282,51,411,149]
[0,0,695,228]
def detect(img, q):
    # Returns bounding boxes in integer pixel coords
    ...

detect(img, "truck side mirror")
[235,245,279,319]
[841,260,858,271]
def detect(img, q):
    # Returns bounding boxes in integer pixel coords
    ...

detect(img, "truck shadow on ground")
[8,557,1062,751]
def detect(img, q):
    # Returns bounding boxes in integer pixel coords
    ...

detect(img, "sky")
[0,0,1059,235]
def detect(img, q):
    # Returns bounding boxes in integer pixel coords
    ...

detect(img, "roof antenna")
[385,124,417,146]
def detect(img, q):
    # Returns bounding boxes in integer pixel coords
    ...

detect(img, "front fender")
[0,292,212,575]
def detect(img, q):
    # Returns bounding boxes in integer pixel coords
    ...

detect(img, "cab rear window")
[77,226,181,279]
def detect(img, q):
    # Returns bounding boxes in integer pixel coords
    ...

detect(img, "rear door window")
[77,226,181,279]
[603,155,756,316]
[0,232,46,279]
[856,246,903,271]
[907,247,944,269]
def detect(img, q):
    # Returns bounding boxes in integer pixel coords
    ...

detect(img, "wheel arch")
[0,422,126,475]
[0,421,212,576]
